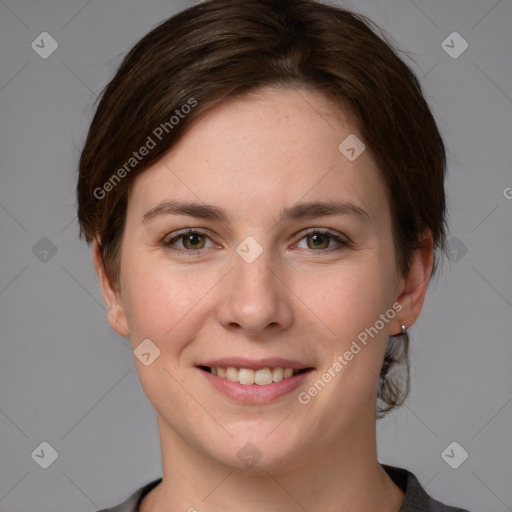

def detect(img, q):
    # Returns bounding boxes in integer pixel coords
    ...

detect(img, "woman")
[77,1,470,510]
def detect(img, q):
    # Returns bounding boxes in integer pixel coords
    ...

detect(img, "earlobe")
[92,239,130,338]
[392,230,434,333]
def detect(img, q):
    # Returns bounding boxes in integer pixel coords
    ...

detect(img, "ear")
[92,239,130,338]
[391,229,434,334]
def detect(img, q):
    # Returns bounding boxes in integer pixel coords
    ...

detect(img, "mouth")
[195,358,315,403]
[197,365,311,386]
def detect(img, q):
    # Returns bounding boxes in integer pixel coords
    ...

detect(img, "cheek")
[300,258,397,344]
[297,271,393,413]
[120,252,220,347]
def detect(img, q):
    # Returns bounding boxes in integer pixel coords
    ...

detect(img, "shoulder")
[96,477,162,512]
[381,464,472,512]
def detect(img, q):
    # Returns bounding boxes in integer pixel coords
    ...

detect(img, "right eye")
[162,229,218,255]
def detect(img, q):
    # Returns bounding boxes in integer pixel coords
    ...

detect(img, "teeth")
[210,366,300,385]
[226,367,238,382]
[255,368,272,385]
[272,367,284,382]
[283,367,293,379]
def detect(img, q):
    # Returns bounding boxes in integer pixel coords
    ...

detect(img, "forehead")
[126,87,388,226]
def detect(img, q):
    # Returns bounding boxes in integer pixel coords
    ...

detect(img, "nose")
[215,244,294,337]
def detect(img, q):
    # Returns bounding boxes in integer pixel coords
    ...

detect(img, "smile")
[197,359,314,404]
[199,366,307,385]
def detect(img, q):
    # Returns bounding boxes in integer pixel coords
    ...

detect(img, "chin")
[205,427,310,474]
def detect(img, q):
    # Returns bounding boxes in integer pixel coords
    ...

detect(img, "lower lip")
[199,368,313,404]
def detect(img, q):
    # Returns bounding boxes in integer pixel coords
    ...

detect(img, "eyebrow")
[141,199,370,225]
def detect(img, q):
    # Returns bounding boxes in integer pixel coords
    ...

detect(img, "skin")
[94,87,433,512]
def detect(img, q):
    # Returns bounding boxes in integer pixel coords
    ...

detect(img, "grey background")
[0,0,511,511]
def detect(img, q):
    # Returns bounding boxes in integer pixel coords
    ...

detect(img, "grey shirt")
[96,464,471,512]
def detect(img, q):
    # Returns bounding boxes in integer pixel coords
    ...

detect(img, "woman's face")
[96,87,428,472]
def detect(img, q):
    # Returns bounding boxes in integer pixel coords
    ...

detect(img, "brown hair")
[77,0,447,416]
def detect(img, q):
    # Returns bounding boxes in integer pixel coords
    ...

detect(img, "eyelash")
[162,228,351,256]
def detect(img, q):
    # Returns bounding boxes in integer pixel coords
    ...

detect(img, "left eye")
[295,229,349,251]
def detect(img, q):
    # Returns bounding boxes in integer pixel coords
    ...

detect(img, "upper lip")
[197,357,313,370]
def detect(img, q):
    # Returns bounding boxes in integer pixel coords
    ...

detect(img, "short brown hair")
[77,0,447,416]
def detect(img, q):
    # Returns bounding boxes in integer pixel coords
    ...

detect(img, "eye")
[162,227,351,256]
[162,229,217,255]
[295,228,350,251]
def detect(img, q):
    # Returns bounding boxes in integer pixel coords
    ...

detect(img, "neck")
[142,414,404,512]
